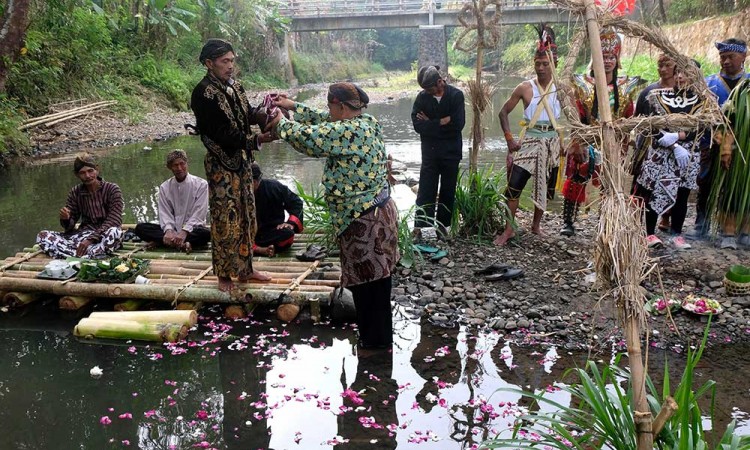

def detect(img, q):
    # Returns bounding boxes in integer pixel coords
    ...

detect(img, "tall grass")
[452,166,510,241]
[293,181,337,251]
[481,321,750,449]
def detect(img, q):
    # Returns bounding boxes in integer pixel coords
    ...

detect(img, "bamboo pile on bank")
[18,101,118,130]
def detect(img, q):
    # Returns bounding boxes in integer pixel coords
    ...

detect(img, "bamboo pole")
[582,1,652,447]
[309,298,321,323]
[652,397,678,436]
[0,250,44,272]
[44,103,117,127]
[3,292,42,307]
[175,301,203,311]
[89,310,197,327]
[74,318,187,343]
[19,101,115,129]
[147,279,334,292]
[59,295,93,311]
[0,277,322,304]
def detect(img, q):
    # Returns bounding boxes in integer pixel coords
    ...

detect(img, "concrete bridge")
[278,0,573,75]
[279,0,571,32]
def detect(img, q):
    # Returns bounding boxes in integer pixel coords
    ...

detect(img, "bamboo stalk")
[175,301,203,311]
[74,318,187,343]
[89,310,197,327]
[21,100,113,125]
[0,250,44,272]
[114,299,146,311]
[147,279,334,292]
[309,298,321,323]
[224,305,247,319]
[44,103,117,127]
[0,277,323,304]
[3,291,41,307]
[59,295,93,311]
[652,396,678,436]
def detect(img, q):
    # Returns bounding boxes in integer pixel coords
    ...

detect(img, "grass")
[452,166,511,241]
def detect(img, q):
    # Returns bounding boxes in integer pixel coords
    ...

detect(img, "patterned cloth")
[36,227,123,259]
[338,199,400,287]
[511,134,560,211]
[635,86,705,215]
[191,71,262,279]
[276,102,389,236]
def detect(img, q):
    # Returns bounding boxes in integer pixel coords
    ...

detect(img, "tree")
[0,0,31,93]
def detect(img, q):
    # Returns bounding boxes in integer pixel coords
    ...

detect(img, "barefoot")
[493,228,515,246]
[218,276,235,292]
[255,245,275,257]
[239,270,272,283]
[531,227,545,237]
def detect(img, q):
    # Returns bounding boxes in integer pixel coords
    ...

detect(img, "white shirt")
[158,173,208,233]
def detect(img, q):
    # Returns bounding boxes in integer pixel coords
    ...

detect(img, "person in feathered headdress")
[559,27,645,237]
[494,24,563,246]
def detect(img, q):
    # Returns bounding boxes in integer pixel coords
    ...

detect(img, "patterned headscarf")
[166,149,188,167]
[327,82,369,110]
[417,66,441,89]
[199,39,234,64]
[716,39,747,54]
[73,153,97,173]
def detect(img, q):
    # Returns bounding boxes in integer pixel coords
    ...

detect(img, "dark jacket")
[255,179,304,233]
[410,83,466,160]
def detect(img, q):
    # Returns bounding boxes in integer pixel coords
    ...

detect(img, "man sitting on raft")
[37,153,124,259]
[134,149,210,253]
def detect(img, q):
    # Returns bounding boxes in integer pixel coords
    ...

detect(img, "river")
[0,80,748,448]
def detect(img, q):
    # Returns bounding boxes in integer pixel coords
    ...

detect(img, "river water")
[0,81,748,448]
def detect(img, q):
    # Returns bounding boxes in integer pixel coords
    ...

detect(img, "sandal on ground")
[474,263,510,276]
[429,250,448,261]
[484,267,524,281]
[296,244,328,261]
[414,244,439,254]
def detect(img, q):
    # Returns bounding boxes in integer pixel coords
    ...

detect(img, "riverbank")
[399,209,750,354]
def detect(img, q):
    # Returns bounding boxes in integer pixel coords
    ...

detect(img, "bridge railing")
[279,0,551,18]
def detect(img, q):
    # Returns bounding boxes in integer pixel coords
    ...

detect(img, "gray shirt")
[158,173,208,233]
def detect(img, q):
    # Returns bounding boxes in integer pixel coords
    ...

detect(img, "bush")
[452,166,510,240]
[0,96,30,156]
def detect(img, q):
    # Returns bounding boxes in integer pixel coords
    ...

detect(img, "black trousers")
[349,276,393,348]
[633,184,691,235]
[134,223,211,247]
[415,157,460,229]
[695,144,715,230]
[255,227,295,251]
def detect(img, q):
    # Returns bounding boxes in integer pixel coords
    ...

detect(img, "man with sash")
[494,25,562,246]
[690,38,749,244]
[559,28,643,236]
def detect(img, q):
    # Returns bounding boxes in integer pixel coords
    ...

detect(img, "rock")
[709,281,723,289]
[517,319,530,328]
[505,321,518,331]
[527,309,542,319]
[422,272,434,281]
[330,287,356,322]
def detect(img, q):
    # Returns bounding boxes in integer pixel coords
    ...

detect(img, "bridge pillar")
[418,25,448,76]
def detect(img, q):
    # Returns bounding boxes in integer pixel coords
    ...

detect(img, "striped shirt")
[62,177,123,242]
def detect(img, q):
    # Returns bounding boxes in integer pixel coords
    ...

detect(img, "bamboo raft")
[0,233,340,313]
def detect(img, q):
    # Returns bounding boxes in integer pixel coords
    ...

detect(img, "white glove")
[658,131,680,147]
[673,144,690,170]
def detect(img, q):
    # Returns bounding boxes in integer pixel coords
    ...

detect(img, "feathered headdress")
[600,27,622,59]
[534,23,557,62]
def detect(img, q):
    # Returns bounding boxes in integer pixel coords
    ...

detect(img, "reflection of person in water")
[409,327,461,413]
[336,349,398,449]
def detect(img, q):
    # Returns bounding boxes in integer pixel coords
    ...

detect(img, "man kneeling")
[37,153,124,258]
[251,163,304,257]
[135,150,210,252]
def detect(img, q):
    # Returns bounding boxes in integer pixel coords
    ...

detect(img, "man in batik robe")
[190,39,272,291]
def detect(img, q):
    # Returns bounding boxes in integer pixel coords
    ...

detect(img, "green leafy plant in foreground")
[293,181,337,252]
[452,165,510,241]
[482,320,750,449]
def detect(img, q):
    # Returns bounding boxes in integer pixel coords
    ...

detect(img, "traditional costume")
[505,24,561,212]
[560,28,643,235]
[36,154,124,259]
[633,77,706,244]
[190,39,264,280]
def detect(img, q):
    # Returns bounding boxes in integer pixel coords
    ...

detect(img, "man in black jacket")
[411,66,466,235]
[251,163,304,257]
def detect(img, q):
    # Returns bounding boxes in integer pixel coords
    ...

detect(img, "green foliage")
[666,0,747,23]
[292,181,337,252]
[452,166,510,241]
[448,64,475,82]
[291,52,384,84]
[482,321,750,449]
[499,39,536,75]
[620,54,660,83]
[130,55,202,109]
[372,29,418,70]
[395,205,423,269]
[0,96,30,156]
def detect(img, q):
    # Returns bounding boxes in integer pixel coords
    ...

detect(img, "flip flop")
[296,244,328,262]
[414,244,439,254]
[484,267,524,281]
[474,263,510,276]
[430,250,448,261]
